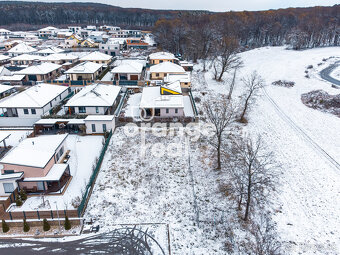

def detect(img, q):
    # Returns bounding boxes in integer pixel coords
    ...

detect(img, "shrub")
[20,189,27,201]
[23,219,30,232]
[307,65,313,69]
[15,196,23,206]
[2,220,9,233]
[64,216,71,230]
[42,218,50,232]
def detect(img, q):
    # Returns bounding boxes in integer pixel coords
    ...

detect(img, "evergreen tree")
[64,216,71,230]
[2,220,9,233]
[15,196,22,206]
[20,189,27,201]
[23,219,30,232]
[42,218,50,232]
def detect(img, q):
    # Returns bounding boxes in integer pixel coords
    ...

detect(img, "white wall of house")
[85,119,115,134]
[72,106,107,115]
[0,179,19,196]
[160,108,184,117]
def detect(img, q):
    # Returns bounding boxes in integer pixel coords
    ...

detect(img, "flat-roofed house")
[148,52,178,65]
[65,61,103,81]
[38,26,59,39]
[0,134,71,194]
[0,84,69,118]
[84,115,115,134]
[10,54,43,66]
[164,73,192,89]
[41,53,79,65]
[80,51,112,65]
[0,84,16,98]
[36,47,64,56]
[111,61,143,81]
[64,83,121,115]
[149,62,186,80]
[15,62,62,81]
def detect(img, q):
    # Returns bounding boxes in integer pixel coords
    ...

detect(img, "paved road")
[0,227,167,255]
[319,61,340,86]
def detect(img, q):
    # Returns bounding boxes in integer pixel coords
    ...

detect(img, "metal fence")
[113,80,138,86]
[77,130,113,217]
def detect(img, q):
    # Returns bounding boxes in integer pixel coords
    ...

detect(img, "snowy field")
[330,65,340,80]
[123,93,142,118]
[83,46,340,254]
[13,135,104,211]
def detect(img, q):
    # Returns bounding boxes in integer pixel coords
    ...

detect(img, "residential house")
[111,61,143,81]
[41,53,79,65]
[10,54,43,66]
[0,84,16,98]
[80,38,97,48]
[126,38,148,50]
[0,134,71,194]
[0,66,12,77]
[15,62,62,81]
[38,26,59,38]
[149,62,186,80]
[99,38,121,56]
[164,73,192,89]
[80,51,112,65]
[179,61,194,72]
[0,172,23,196]
[64,83,121,115]
[35,47,64,56]
[148,52,178,65]
[7,42,37,57]
[0,28,11,39]
[84,115,115,134]
[0,84,69,118]
[65,61,103,81]
[88,31,106,43]
[65,34,83,48]
[0,54,10,65]
[68,26,82,35]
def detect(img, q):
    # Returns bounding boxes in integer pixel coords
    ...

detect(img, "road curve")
[319,61,340,86]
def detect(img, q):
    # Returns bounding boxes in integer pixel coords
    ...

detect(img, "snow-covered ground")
[123,93,141,118]
[330,65,340,80]
[14,135,104,211]
[82,46,340,254]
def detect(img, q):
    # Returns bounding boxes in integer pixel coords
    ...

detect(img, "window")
[23,109,29,114]
[156,73,159,77]
[103,124,107,132]
[3,183,15,193]
[160,60,163,63]
[175,108,178,114]
[92,124,96,133]
[79,106,86,113]
[166,108,169,114]
[96,107,99,113]
[31,109,36,114]
[4,170,14,174]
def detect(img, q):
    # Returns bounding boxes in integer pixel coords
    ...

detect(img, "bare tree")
[203,95,236,170]
[228,135,279,221]
[240,71,264,122]
[227,63,243,99]
[211,36,241,82]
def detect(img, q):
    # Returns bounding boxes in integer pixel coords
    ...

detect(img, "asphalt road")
[319,61,340,86]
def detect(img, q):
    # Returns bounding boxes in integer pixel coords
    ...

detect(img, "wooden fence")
[2,209,78,221]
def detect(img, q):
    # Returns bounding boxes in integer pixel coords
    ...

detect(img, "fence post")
[9,211,12,220]
[23,211,26,220]
[51,210,53,219]
[64,209,67,218]
[37,210,40,220]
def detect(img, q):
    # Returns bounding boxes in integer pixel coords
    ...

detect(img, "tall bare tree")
[228,135,279,221]
[203,95,236,170]
[240,71,264,122]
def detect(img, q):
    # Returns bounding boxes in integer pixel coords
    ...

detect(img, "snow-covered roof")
[0,84,14,94]
[0,74,25,81]
[111,62,143,74]
[65,61,102,74]
[42,53,78,62]
[10,53,43,61]
[0,172,23,181]
[35,118,85,125]
[38,26,58,32]
[0,66,11,76]
[0,134,68,168]
[0,84,68,108]
[164,81,182,94]
[0,54,10,61]
[0,132,10,143]
[149,52,177,60]
[8,43,37,54]
[65,84,121,107]
[164,73,191,83]
[36,47,64,55]
[140,86,184,109]
[15,62,61,75]
[80,51,112,61]
[85,115,115,121]
[0,28,11,33]
[23,164,68,181]
[150,62,185,73]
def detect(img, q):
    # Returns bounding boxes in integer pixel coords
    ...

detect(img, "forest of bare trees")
[154,5,340,57]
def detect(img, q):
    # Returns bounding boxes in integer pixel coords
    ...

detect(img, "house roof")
[0,172,23,181]
[0,74,25,81]
[0,84,68,108]
[80,51,112,61]
[140,86,184,109]
[149,52,177,60]
[84,115,115,121]
[0,84,14,94]
[10,53,43,61]
[0,134,68,168]
[150,62,185,73]
[38,26,58,32]
[0,28,11,33]
[15,62,61,75]
[65,84,121,107]
[42,53,78,62]
[36,47,64,55]
[8,43,37,54]
[65,61,102,74]
[111,62,143,74]
[0,132,10,143]
[164,73,191,83]
[23,164,68,181]
[35,118,85,125]
[0,55,10,61]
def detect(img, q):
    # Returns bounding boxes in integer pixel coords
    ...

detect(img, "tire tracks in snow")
[261,86,340,172]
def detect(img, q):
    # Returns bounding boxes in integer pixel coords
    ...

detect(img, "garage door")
[130,75,139,80]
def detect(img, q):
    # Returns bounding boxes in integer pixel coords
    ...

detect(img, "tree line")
[153,5,340,57]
